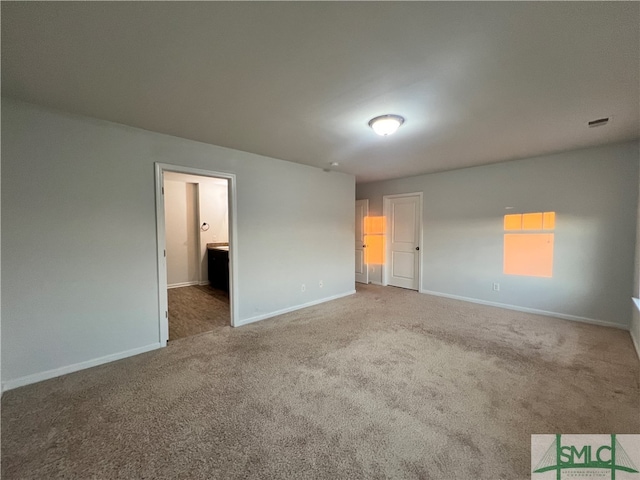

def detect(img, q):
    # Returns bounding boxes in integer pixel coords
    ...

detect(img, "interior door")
[386,194,421,290]
[355,199,369,284]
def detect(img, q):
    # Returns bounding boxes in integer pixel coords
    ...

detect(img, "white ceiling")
[2,2,638,183]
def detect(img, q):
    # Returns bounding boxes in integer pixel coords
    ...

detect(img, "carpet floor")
[2,284,638,479]
[168,285,230,341]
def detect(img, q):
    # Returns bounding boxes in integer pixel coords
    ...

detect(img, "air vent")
[588,117,609,128]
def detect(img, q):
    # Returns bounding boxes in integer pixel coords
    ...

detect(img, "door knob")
[415,246,420,251]
[363,245,366,248]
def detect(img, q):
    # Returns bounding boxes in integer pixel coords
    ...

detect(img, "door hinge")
[164,249,166,257]
[165,311,168,318]
[162,186,164,195]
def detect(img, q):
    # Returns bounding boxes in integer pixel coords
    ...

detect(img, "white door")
[355,199,369,284]
[385,194,421,290]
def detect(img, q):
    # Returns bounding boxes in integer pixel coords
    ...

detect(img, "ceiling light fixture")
[368,114,404,136]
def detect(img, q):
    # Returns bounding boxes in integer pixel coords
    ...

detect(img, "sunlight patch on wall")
[504,212,555,277]
[364,216,385,265]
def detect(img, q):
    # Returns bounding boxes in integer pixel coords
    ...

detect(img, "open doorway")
[155,164,238,345]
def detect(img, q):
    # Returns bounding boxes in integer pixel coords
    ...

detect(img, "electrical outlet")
[319,280,323,288]
[301,284,306,292]
[492,283,500,292]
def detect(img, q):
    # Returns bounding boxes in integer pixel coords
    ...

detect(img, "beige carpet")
[2,284,638,479]
[168,285,230,341]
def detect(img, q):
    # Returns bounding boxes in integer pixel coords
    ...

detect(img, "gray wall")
[1,99,355,388]
[357,141,639,328]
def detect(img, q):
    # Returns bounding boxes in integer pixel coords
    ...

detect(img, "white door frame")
[355,199,369,284]
[155,163,239,345]
[382,192,423,291]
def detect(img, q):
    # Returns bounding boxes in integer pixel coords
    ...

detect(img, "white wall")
[631,156,640,358]
[164,180,199,287]
[198,179,228,284]
[357,141,639,328]
[199,181,229,245]
[1,99,355,389]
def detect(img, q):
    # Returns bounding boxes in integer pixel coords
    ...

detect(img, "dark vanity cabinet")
[208,247,229,292]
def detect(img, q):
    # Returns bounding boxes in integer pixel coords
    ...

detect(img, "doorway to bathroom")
[155,164,238,344]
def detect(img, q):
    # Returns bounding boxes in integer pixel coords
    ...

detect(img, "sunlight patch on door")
[364,216,385,265]
[504,212,555,277]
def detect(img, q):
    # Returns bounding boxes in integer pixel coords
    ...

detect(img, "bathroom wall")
[164,179,199,287]
[199,181,229,245]
[164,172,229,285]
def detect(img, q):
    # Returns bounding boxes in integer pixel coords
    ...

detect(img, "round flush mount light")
[368,114,405,136]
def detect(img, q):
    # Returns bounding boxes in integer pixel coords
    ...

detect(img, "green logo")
[533,434,638,479]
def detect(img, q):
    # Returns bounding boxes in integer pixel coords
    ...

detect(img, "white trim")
[167,281,201,289]
[420,289,628,330]
[235,290,356,327]
[155,163,239,341]
[382,192,423,291]
[1,343,164,392]
[155,164,167,343]
[632,298,640,361]
[631,329,640,362]
[355,199,369,285]
[194,182,203,284]
[631,328,640,359]
[199,280,210,286]
[370,281,384,286]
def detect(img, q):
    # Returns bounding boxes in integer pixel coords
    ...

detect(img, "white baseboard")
[235,290,356,327]
[1,342,165,392]
[419,289,627,330]
[370,281,384,286]
[167,281,200,289]
[199,280,210,286]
